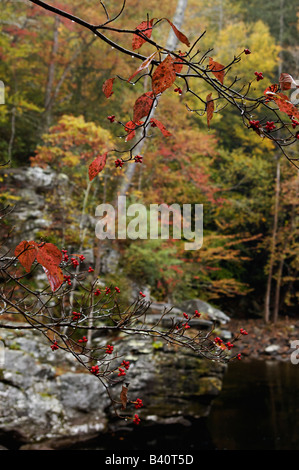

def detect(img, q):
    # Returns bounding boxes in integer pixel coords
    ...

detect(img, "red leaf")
[102,77,115,98]
[15,240,63,292]
[88,152,108,181]
[279,73,297,91]
[206,93,214,128]
[124,120,144,142]
[173,52,185,74]
[272,93,299,120]
[152,55,176,95]
[150,118,172,137]
[15,240,37,272]
[209,57,225,84]
[263,84,279,101]
[128,51,157,82]
[42,265,64,293]
[133,91,154,122]
[164,19,190,47]
[132,19,153,50]
[36,242,62,272]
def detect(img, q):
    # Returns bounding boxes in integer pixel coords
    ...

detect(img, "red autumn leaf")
[152,55,176,95]
[206,93,214,128]
[209,57,225,84]
[132,19,153,50]
[102,77,115,98]
[164,19,190,47]
[36,242,62,272]
[128,51,157,82]
[15,240,37,273]
[124,120,143,141]
[150,118,172,137]
[272,93,299,120]
[88,152,108,181]
[279,73,297,91]
[263,84,279,101]
[173,52,185,74]
[15,240,63,292]
[124,120,136,141]
[133,91,155,122]
[120,384,129,410]
[42,265,64,293]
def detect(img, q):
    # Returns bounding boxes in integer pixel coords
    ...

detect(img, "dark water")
[206,359,299,450]
[76,359,299,451]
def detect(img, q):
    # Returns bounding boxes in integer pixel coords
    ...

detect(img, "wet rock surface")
[0,326,227,450]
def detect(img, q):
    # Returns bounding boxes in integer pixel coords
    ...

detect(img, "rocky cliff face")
[0,325,227,450]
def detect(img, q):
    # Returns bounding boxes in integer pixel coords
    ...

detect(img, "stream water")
[206,359,299,450]
[76,359,299,451]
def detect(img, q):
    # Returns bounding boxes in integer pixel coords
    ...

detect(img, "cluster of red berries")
[182,322,190,329]
[91,365,99,375]
[244,48,251,55]
[214,336,223,346]
[51,341,59,351]
[94,288,101,296]
[88,267,94,273]
[115,159,124,168]
[64,274,72,286]
[194,310,201,317]
[105,287,111,295]
[62,250,69,262]
[118,367,126,377]
[240,328,248,335]
[265,121,276,132]
[107,115,115,123]
[226,341,234,350]
[121,360,130,370]
[115,286,120,293]
[249,119,260,130]
[134,398,143,409]
[72,311,81,321]
[139,291,146,297]
[106,344,114,354]
[254,71,264,81]
[71,257,79,267]
[78,336,88,344]
[291,118,299,128]
[134,155,143,163]
[174,87,183,95]
[133,414,140,425]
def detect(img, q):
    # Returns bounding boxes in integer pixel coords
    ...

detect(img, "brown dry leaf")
[120,385,129,410]
[206,93,214,128]
[209,57,225,84]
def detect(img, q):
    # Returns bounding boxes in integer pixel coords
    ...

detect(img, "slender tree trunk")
[117,0,189,199]
[93,0,189,285]
[264,156,280,323]
[44,15,60,129]
[264,0,284,323]
[273,170,299,323]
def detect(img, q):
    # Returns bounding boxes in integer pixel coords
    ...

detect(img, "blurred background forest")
[0,0,298,322]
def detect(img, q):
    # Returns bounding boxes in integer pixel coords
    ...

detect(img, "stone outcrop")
[0,325,227,450]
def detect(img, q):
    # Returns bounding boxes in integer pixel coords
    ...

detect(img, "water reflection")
[207,359,299,450]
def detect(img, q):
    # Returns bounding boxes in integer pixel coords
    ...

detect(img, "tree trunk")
[44,15,60,129]
[264,156,280,323]
[117,0,189,199]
